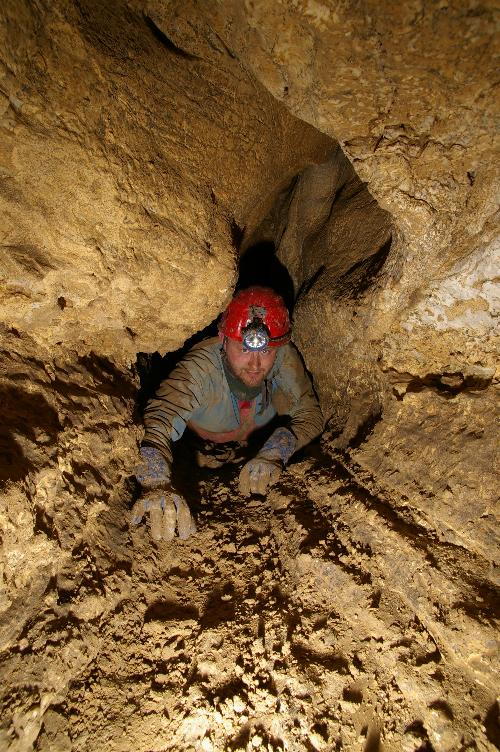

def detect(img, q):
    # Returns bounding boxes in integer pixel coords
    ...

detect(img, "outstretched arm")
[276,343,324,451]
[239,345,323,496]
[142,346,215,464]
[132,346,216,540]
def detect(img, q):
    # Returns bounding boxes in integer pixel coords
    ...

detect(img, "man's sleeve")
[142,348,215,464]
[273,344,324,451]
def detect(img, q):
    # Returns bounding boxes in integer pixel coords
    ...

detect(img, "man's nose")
[248,351,261,368]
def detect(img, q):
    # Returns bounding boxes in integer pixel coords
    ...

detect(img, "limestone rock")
[0,0,498,750]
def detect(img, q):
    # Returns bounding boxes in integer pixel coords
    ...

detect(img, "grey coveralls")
[142,337,323,465]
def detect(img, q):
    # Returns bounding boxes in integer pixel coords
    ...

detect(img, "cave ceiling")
[0,1,498,750]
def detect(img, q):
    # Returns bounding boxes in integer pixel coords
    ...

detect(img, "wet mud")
[23,447,498,752]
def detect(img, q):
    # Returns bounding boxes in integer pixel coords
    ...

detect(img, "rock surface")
[0,0,498,750]
[0,0,332,360]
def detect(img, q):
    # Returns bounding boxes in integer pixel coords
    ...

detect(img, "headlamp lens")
[242,320,270,351]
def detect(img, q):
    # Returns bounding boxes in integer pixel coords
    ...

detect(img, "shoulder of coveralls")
[273,341,324,445]
[268,342,287,379]
[141,338,224,457]
[272,342,310,393]
[162,336,224,390]
[272,342,301,373]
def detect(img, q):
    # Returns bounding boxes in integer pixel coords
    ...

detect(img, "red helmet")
[219,287,291,350]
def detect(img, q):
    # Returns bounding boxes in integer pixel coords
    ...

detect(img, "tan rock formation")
[0,0,498,750]
[0,0,332,360]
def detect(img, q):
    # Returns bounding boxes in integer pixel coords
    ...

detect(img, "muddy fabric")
[185,431,250,469]
[134,446,171,488]
[259,427,297,464]
[187,398,258,444]
[143,337,323,464]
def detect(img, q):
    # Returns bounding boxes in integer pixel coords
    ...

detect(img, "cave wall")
[0,1,336,747]
[203,0,499,564]
[0,327,140,751]
[177,0,500,737]
[0,0,498,749]
[0,0,333,361]
[210,3,500,745]
[200,0,498,434]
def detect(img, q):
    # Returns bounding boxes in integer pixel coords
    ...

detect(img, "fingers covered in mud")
[130,489,196,541]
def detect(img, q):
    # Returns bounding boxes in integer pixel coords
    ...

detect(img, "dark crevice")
[227,724,252,751]
[297,263,326,298]
[291,642,350,673]
[144,600,199,623]
[237,241,295,312]
[0,384,61,486]
[364,727,382,752]
[230,218,245,249]
[143,13,199,59]
[202,676,246,705]
[404,720,435,751]
[347,407,383,449]
[405,371,493,397]
[200,587,237,628]
[343,685,363,703]
[484,701,500,747]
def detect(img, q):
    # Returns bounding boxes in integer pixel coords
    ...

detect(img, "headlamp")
[241,317,270,352]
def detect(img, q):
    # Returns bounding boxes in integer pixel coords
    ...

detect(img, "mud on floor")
[8,450,500,752]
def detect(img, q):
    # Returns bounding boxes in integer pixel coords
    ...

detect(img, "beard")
[222,354,269,400]
[230,363,269,388]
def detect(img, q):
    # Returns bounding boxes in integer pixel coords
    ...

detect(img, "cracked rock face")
[0,0,498,751]
[0,0,331,360]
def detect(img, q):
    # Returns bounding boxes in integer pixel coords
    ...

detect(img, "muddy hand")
[174,494,197,540]
[239,428,297,497]
[130,489,196,541]
[238,457,282,497]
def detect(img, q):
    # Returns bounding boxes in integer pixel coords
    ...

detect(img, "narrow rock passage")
[1,1,498,749]
[33,446,497,752]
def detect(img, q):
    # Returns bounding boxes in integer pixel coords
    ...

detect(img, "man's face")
[223,336,278,388]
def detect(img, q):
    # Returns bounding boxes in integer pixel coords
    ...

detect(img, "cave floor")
[26,448,497,752]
